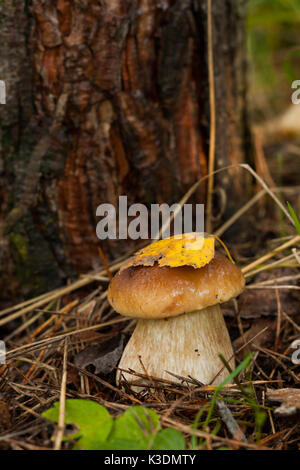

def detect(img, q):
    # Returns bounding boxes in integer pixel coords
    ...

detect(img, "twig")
[292,248,300,264]
[274,289,282,350]
[162,416,267,450]
[215,186,300,238]
[53,338,68,450]
[249,274,300,286]
[245,251,300,278]
[216,400,248,443]
[281,310,300,333]
[98,246,113,281]
[206,0,216,234]
[254,345,300,383]
[5,317,129,361]
[0,260,125,327]
[246,285,300,290]
[210,325,270,384]
[242,235,300,274]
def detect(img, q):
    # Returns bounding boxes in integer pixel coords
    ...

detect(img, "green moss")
[9,214,64,296]
[9,232,28,261]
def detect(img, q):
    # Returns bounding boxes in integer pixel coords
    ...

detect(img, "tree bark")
[0,0,252,300]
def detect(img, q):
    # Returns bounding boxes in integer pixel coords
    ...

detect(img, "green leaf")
[42,399,113,450]
[287,202,300,235]
[43,400,186,450]
[97,438,144,450]
[108,406,160,450]
[152,428,186,450]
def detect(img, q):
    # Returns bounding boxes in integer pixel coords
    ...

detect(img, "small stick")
[254,345,300,383]
[246,285,300,290]
[205,0,216,234]
[292,247,300,264]
[249,273,300,286]
[70,362,142,405]
[245,250,299,278]
[242,235,300,274]
[98,246,113,281]
[0,288,63,318]
[25,300,78,380]
[138,355,162,403]
[210,326,270,385]
[28,300,78,342]
[274,289,282,350]
[0,261,124,327]
[162,416,268,450]
[54,338,68,450]
[216,400,248,443]
[281,310,300,333]
[5,317,129,361]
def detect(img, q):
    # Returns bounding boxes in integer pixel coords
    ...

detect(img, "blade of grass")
[218,354,252,400]
[203,353,255,430]
[191,407,207,450]
[287,201,300,235]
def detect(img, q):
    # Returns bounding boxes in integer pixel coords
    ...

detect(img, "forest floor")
[0,144,299,450]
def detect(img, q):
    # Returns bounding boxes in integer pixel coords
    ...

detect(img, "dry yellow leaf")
[120,232,215,270]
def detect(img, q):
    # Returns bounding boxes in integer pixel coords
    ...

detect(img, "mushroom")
[108,250,245,387]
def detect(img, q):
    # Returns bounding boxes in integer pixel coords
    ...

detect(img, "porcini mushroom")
[108,237,245,387]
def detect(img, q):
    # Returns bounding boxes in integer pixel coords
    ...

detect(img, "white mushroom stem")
[117,304,235,387]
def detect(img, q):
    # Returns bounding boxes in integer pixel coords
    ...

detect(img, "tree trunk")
[0,0,252,300]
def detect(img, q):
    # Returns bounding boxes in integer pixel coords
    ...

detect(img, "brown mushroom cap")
[108,252,245,319]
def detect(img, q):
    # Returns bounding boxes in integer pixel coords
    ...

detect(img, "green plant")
[287,201,300,235]
[190,353,269,448]
[43,400,186,450]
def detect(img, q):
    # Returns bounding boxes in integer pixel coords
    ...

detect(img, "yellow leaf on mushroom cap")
[120,232,215,270]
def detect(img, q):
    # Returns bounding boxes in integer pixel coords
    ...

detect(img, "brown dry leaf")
[74,335,124,375]
[267,388,300,416]
[120,233,215,270]
[223,268,300,318]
